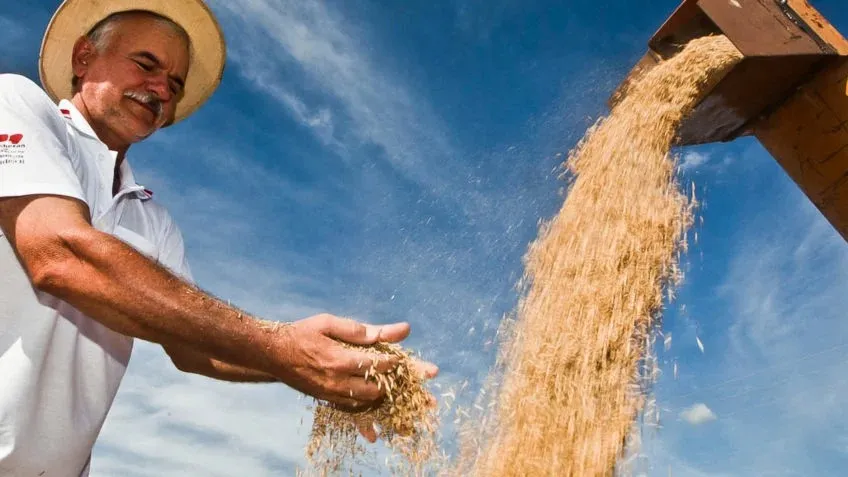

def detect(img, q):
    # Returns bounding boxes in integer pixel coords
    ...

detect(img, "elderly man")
[0,1,437,475]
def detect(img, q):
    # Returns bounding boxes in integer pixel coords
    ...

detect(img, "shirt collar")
[112,156,152,200]
[58,100,153,201]
[58,99,100,140]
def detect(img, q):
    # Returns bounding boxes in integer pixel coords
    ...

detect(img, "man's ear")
[71,37,97,81]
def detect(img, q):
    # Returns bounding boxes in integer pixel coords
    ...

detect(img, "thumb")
[325,318,411,346]
[369,322,411,344]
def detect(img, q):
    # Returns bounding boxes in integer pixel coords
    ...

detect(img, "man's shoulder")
[0,74,64,122]
[0,74,51,101]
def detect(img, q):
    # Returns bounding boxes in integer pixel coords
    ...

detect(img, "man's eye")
[135,61,153,71]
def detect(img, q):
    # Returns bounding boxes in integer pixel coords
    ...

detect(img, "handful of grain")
[306,343,438,475]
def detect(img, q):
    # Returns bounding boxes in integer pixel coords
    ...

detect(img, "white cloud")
[679,151,710,171]
[680,403,717,425]
[677,150,738,175]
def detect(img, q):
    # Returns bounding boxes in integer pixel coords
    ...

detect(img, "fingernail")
[365,325,380,341]
[423,364,439,378]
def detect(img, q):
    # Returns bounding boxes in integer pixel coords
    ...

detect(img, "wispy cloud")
[209,0,474,205]
[652,168,848,475]
[722,189,848,366]
[677,150,735,174]
[93,342,311,476]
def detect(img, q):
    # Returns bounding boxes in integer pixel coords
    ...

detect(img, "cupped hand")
[271,313,438,417]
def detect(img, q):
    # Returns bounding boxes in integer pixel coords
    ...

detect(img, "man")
[0,1,437,475]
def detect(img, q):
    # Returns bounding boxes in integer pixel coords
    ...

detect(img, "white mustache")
[124,90,163,121]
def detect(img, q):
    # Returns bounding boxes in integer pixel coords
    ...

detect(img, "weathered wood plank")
[754,58,848,240]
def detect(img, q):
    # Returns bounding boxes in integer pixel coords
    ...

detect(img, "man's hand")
[273,314,438,415]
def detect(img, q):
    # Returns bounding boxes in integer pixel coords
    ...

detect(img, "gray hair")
[71,10,191,92]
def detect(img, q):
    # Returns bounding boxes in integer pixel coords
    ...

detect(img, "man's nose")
[146,76,172,103]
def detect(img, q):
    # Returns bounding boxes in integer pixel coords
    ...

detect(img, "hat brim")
[39,0,226,124]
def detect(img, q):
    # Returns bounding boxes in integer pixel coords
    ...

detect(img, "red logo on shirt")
[0,133,25,165]
[0,134,23,144]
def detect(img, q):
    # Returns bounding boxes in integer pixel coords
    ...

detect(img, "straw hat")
[39,0,226,124]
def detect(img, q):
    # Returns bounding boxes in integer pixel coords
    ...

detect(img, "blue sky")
[6,0,848,475]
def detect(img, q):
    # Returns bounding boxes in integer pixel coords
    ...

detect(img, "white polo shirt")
[0,74,193,476]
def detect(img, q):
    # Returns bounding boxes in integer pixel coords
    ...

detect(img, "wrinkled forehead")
[102,14,192,74]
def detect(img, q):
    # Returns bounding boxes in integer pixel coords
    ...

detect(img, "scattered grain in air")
[454,36,742,477]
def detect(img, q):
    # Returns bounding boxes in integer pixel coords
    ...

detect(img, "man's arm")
[165,346,278,382]
[0,193,434,410]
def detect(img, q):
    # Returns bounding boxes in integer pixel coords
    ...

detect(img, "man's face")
[73,15,190,147]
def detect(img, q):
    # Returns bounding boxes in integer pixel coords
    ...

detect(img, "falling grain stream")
[464,35,742,477]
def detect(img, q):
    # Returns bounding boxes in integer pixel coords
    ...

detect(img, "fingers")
[411,359,439,380]
[322,316,410,346]
[320,370,389,409]
[357,421,378,443]
[332,341,439,382]
[345,349,401,377]
[344,377,386,403]
[324,403,378,443]
[329,358,440,410]
[370,322,411,343]
[323,317,369,344]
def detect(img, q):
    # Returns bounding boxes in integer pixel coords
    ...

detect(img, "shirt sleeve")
[156,208,195,284]
[0,74,86,203]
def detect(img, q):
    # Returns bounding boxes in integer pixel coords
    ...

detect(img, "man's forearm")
[192,358,280,382]
[42,227,287,377]
[165,345,279,383]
